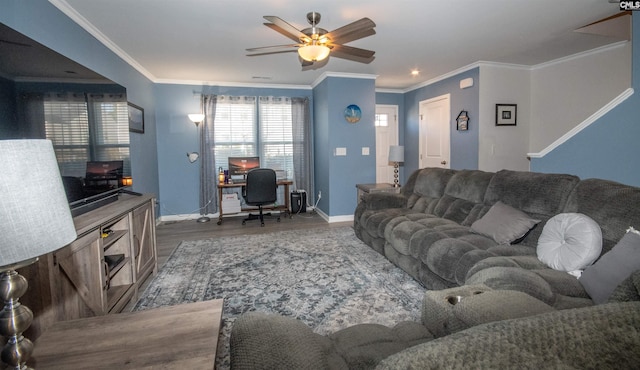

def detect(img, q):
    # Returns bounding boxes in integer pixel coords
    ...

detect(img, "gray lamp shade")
[388,145,404,163]
[0,140,77,267]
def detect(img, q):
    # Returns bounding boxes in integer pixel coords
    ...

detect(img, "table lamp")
[388,145,404,188]
[0,140,77,369]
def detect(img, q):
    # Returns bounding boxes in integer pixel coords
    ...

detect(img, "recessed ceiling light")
[411,69,420,76]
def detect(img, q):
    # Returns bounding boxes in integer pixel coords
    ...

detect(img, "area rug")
[133,226,426,369]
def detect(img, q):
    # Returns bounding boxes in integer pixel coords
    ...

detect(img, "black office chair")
[242,168,280,226]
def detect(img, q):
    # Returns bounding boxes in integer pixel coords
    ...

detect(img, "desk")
[31,299,223,369]
[217,179,293,225]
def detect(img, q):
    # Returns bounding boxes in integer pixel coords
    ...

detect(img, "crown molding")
[531,41,629,70]
[311,72,377,88]
[154,78,312,90]
[527,88,634,159]
[49,0,156,82]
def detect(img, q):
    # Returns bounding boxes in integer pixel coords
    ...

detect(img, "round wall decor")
[344,104,362,123]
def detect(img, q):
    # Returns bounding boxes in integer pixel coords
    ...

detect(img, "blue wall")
[154,84,312,215]
[403,68,480,176]
[1,1,160,196]
[314,76,376,217]
[530,14,640,187]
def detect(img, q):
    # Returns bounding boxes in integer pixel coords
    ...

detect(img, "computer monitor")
[228,156,260,177]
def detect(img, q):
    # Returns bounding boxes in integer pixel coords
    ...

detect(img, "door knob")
[441,160,447,165]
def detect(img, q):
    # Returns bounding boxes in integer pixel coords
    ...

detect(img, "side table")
[31,299,223,369]
[356,183,400,204]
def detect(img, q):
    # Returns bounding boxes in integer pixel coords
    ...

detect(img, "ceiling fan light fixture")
[298,44,330,62]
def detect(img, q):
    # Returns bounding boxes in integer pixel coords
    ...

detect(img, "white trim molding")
[527,88,634,159]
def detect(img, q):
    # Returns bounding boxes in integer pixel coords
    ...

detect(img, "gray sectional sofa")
[354,167,640,309]
[230,168,640,368]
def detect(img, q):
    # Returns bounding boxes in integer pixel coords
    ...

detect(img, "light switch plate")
[335,147,347,156]
[362,147,370,155]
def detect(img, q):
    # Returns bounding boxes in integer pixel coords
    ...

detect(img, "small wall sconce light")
[388,145,404,188]
[188,113,205,126]
[122,176,133,187]
[187,152,199,163]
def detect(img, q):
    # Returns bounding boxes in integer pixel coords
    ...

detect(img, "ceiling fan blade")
[247,48,298,57]
[246,44,300,52]
[264,23,304,43]
[327,28,376,45]
[330,44,375,59]
[326,18,376,43]
[264,16,308,41]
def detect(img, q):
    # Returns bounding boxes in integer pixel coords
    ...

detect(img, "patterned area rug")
[133,226,426,369]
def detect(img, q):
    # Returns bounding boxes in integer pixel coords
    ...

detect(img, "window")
[43,92,130,177]
[375,113,389,127]
[212,96,257,172]
[259,97,293,179]
[212,96,294,179]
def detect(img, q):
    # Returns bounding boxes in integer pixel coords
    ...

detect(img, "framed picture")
[456,110,469,131]
[496,104,517,126]
[128,102,145,133]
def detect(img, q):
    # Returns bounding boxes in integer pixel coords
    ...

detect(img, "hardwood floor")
[127,211,352,310]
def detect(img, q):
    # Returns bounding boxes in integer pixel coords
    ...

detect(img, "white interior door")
[375,105,399,184]
[419,95,450,168]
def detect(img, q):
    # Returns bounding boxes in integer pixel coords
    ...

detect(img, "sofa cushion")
[470,201,541,244]
[536,213,602,272]
[579,227,640,304]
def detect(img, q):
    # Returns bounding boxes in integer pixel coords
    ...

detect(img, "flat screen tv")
[228,156,260,178]
[65,161,126,216]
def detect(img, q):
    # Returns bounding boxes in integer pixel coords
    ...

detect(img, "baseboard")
[313,208,354,223]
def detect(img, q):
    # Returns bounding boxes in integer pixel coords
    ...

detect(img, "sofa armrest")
[421,285,555,337]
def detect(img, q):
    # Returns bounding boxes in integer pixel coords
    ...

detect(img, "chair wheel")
[242,220,246,225]
[277,218,281,222]
[261,222,265,227]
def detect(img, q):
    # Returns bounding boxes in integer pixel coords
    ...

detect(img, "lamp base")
[197,216,211,223]
[393,162,401,188]
[1,260,37,370]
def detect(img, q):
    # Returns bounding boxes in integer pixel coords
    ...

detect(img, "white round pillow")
[536,213,602,272]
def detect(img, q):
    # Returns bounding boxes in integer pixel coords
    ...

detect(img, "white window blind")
[43,92,130,177]
[259,97,293,179]
[212,96,257,171]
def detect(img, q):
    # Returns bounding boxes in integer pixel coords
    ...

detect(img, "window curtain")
[201,94,218,216]
[291,97,313,201]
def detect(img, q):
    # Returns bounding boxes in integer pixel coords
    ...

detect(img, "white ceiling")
[52,0,626,90]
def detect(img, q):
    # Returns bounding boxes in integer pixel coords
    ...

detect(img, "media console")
[19,193,158,341]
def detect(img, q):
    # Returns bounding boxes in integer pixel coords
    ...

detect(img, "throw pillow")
[471,201,541,244]
[536,213,602,272]
[579,227,640,304]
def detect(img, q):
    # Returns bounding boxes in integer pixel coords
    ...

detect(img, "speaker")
[291,191,307,213]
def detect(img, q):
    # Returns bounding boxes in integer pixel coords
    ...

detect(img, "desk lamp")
[388,145,404,188]
[0,140,77,369]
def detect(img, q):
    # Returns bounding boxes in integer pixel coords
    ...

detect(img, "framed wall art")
[456,110,469,131]
[128,102,145,133]
[496,104,517,126]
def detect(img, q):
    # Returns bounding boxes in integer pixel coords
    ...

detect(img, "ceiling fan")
[246,12,376,68]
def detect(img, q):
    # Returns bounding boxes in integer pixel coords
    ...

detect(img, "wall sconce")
[188,113,205,126]
[388,145,404,188]
[187,152,199,163]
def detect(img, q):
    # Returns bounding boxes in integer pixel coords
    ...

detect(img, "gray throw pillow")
[579,227,640,304]
[471,201,541,244]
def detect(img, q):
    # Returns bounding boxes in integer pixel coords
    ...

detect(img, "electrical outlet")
[318,191,322,199]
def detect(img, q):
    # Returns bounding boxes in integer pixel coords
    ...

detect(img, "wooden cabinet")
[20,194,157,341]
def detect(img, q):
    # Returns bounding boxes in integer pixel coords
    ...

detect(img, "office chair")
[242,168,280,226]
